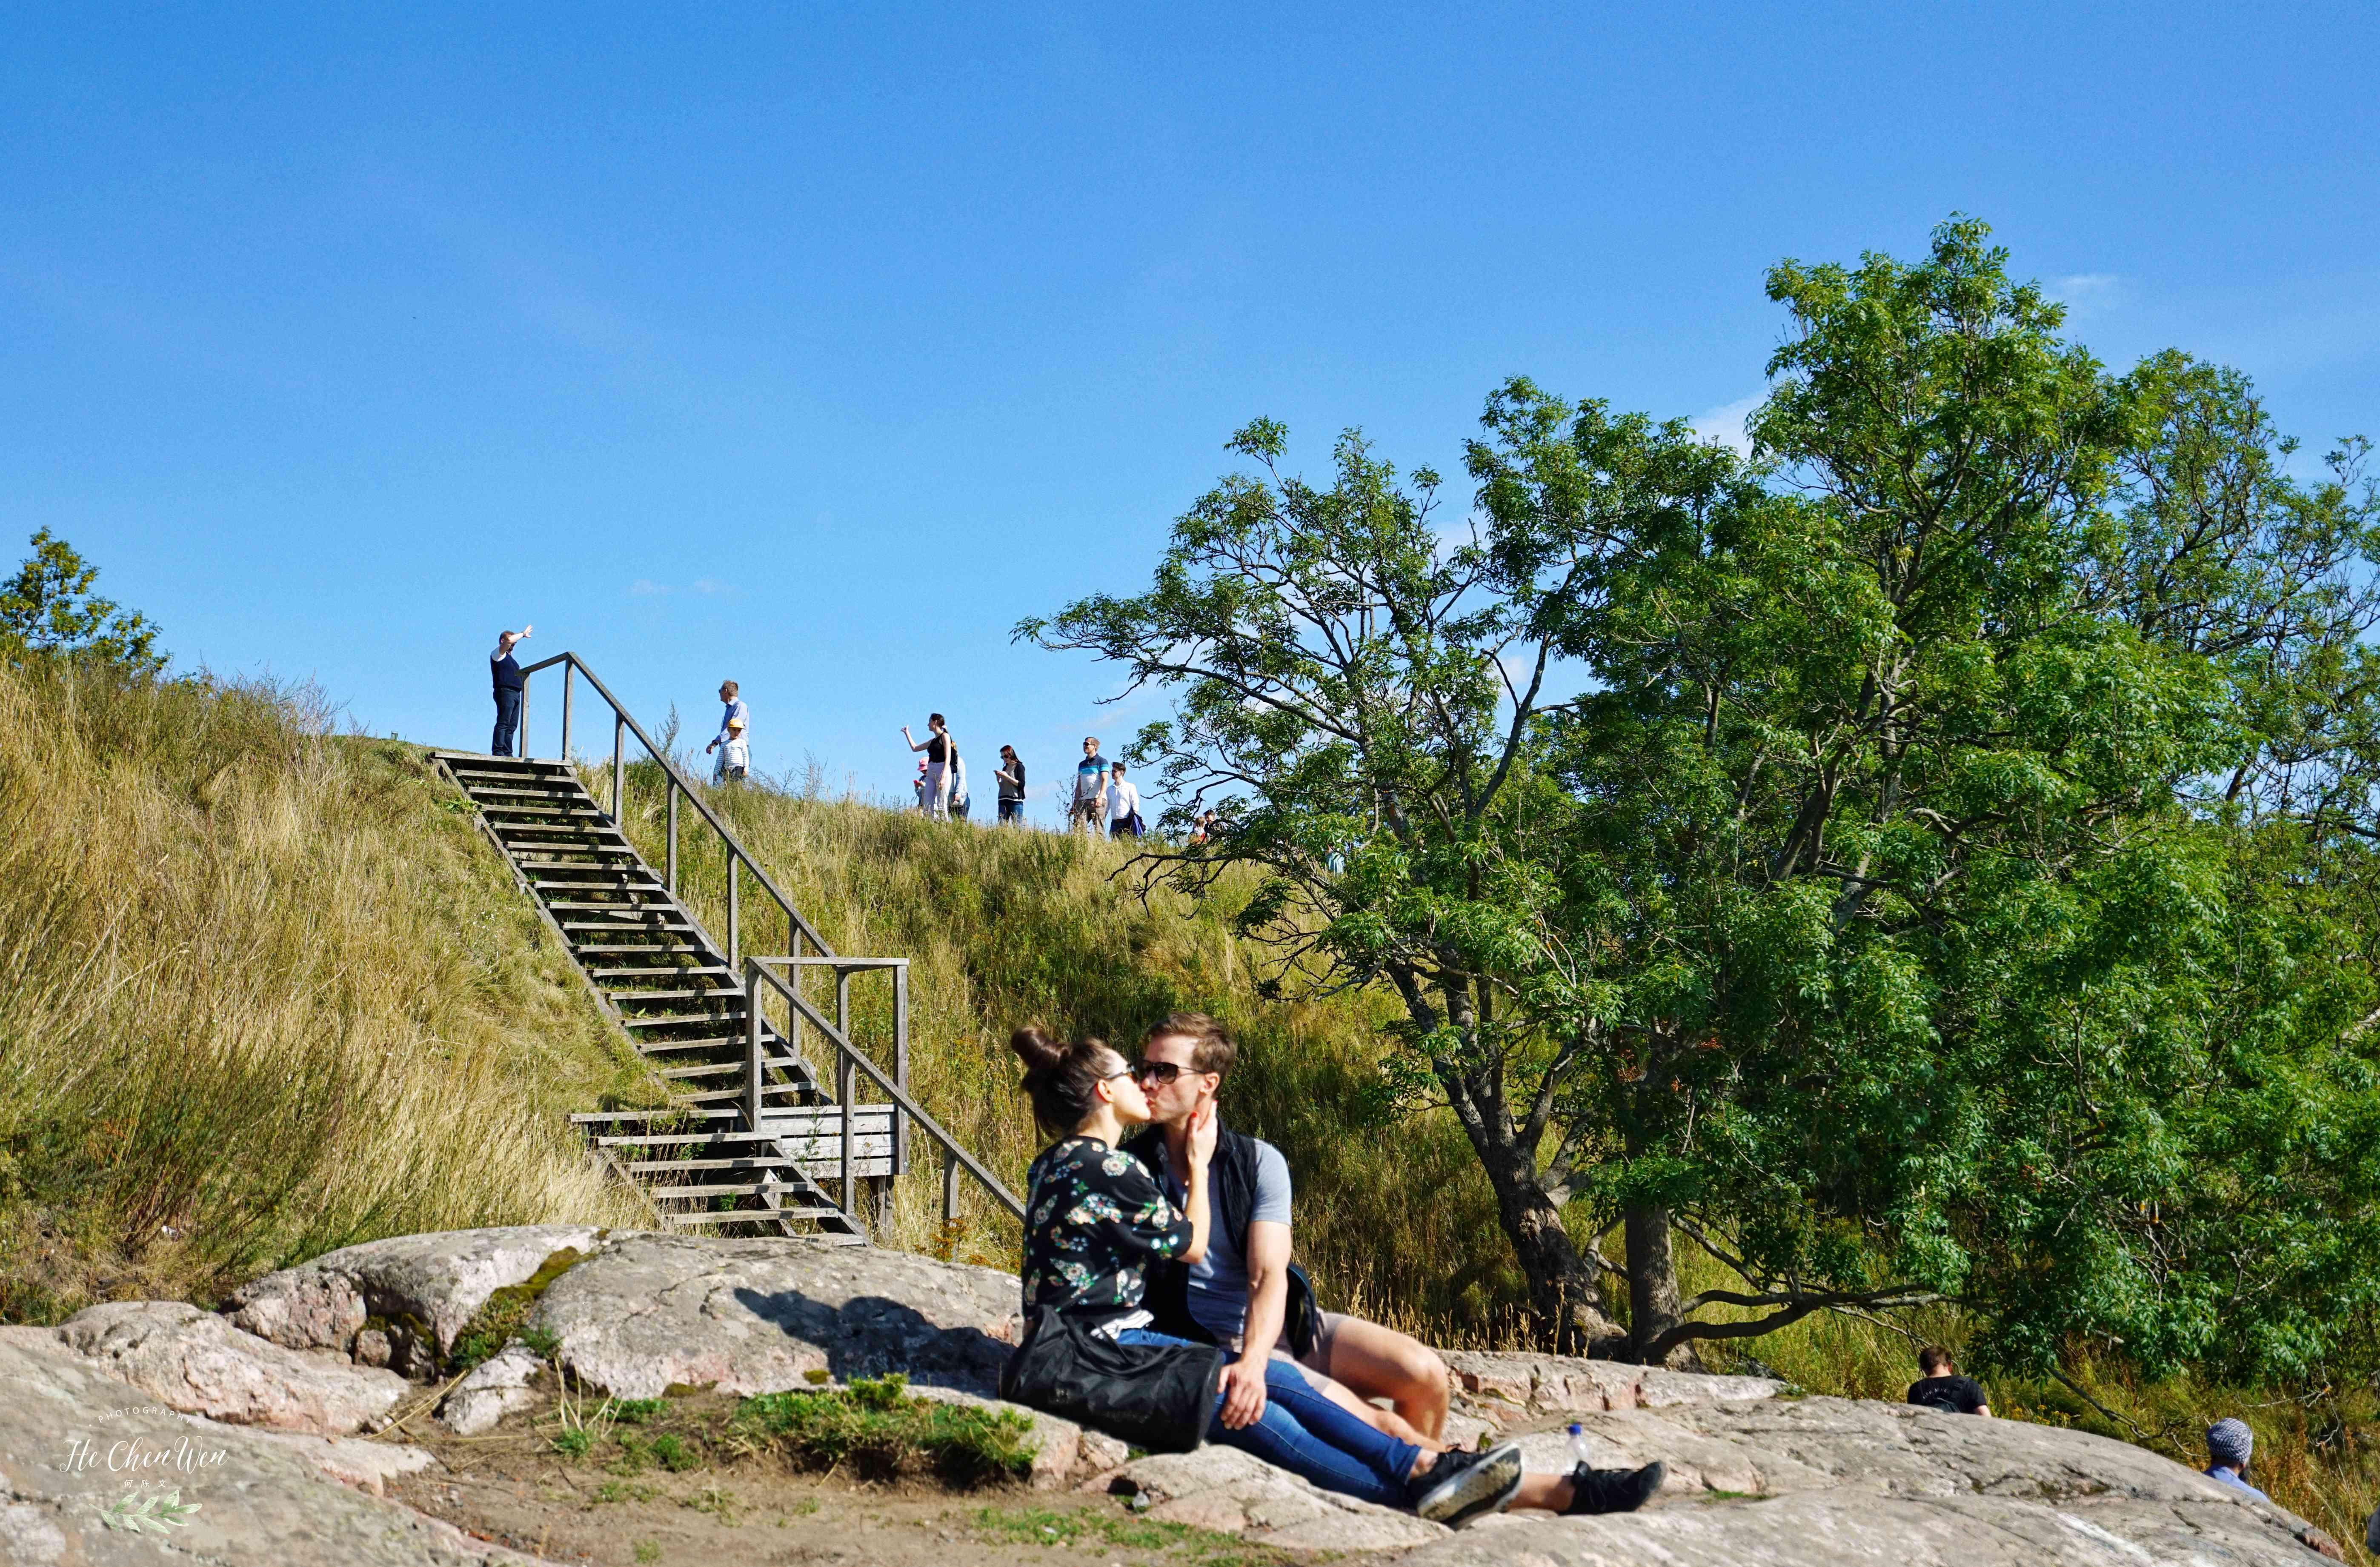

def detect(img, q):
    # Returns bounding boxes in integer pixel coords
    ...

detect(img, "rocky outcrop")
[4,1226,2343,1565]
[0,1330,522,1566]
[1407,1396,2345,1565]
[435,1344,548,1437]
[51,1301,411,1435]
[521,1230,1020,1400]
[1098,1446,1447,1552]
[1442,1349,1783,1418]
[225,1224,605,1372]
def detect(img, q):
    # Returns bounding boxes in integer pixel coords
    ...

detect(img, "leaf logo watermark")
[97,1488,202,1533]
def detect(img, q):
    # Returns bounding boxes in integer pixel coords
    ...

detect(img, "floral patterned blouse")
[1020,1135,1193,1330]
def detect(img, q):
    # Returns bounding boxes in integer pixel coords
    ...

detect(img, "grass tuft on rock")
[734,1374,1036,1487]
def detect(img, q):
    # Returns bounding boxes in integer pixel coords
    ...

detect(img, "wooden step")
[621,1012,742,1029]
[573,1109,738,1126]
[595,1130,787,1148]
[571,942,711,956]
[607,988,735,1003]
[556,916,693,930]
[656,1057,801,1081]
[588,966,733,980]
[658,1210,857,1232]
[465,785,590,801]
[620,1157,796,1174]
[645,1181,785,1201]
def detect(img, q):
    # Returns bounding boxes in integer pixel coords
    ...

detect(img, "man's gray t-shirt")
[1154,1138,1294,1344]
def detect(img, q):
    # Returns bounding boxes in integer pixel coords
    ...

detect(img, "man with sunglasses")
[1120,1014,1451,1447]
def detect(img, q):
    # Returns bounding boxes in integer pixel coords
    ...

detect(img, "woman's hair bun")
[1009,1026,1067,1077]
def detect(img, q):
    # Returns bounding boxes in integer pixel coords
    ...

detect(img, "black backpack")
[1119,1124,1322,1359]
[999,1307,1222,1453]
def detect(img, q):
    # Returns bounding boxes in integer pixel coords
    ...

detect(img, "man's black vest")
[1120,1121,1318,1357]
[492,652,524,693]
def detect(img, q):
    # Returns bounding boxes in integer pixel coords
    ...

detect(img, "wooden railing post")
[838,1050,858,1229]
[561,661,574,762]
[520,672,531,760]
[665,783,678,894]
[727,856,740,970]
[744,960,764,1130]
[612,714,626,821]
[893,962,910,1176]
[942,1144,961,1230]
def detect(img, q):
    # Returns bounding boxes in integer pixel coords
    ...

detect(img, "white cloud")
[1691,393,1764,457]
[628,579,667,596]
[2049,273,2125,320]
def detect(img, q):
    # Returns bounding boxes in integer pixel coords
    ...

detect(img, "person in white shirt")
[948,748,972,821]
[1108,761,1142,839]
[706,681,750,783]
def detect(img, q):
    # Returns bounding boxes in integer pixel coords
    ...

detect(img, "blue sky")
[6,4,2376,820]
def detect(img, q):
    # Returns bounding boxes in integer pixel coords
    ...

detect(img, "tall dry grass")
[0,658,649,1321]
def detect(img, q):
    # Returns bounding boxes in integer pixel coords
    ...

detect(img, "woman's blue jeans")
[1116,1330,1418,1510]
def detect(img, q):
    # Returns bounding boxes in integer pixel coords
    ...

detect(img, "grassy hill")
[0,657,649,1320]
[1,665,2370,1553]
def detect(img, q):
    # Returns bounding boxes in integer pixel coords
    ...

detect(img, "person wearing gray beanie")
[2203,1418,2269,1502]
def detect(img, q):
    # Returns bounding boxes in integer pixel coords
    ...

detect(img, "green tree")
[1026,218,2380,1378]
[0,529,165,675]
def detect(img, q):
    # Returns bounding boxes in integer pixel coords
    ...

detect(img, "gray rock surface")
[53,1301,412,1435]
[225,1223,605,1363]
[1442,1349,1783,1417]
[1407,1395,2339,1565]
[0,1330,532,1564]
[435,1344,549,1436]
[1097,1444,1447,1553]
[524,1230,1020,1400]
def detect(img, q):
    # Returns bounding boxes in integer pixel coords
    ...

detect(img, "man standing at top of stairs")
[491,625,531,756]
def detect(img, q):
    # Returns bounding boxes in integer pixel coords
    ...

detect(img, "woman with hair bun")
[1009,1027,1528,1528]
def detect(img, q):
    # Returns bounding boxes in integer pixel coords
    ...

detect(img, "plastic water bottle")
[1568,1423,1594,1468]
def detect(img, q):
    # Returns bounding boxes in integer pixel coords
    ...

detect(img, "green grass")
[965,1504,1293,1563]
[734,1374,1036,1486]
[537,1377,1038,1490]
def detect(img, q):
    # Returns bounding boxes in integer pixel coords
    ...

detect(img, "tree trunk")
[1481,1139,1625,1354]
[1625,1204,1687,1365]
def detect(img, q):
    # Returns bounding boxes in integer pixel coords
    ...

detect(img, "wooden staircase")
[428,750,887,1242]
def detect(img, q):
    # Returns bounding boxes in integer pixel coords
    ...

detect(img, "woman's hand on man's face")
[1187,1100,1219,1168]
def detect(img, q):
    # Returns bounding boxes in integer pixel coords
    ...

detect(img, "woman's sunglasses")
[1131,1061,1186,1085]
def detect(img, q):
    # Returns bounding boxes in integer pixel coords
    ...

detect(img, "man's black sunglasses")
[1131,1060,1187,1085]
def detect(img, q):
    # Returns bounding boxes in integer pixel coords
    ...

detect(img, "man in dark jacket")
[489,626,529,756]
[1121,1013,1450,1446]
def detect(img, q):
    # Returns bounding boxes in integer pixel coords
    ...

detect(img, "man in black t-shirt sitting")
[1905,1346,1991,1417]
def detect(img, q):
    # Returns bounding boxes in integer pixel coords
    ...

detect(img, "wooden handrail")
[747,958,1024,1224]
[518,652,833,959]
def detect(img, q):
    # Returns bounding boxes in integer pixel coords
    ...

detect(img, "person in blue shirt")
[2203,1418,2270,1502]
[706,681,750,782]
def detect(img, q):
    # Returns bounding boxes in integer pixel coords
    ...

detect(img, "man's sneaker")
[1407,1442,1525,1528]
[1561,1460,1666,1515]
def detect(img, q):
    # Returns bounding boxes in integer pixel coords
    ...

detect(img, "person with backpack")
[1120,1012,1665,1518]
[1000,1027,1531,1528]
